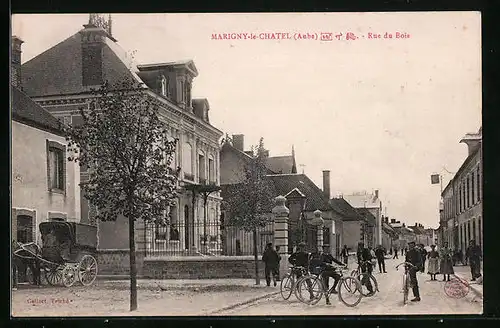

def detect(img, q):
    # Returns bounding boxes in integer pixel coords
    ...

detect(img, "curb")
[453,273,483,299]
[207,290,280,315]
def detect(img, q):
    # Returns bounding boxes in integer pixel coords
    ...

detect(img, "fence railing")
[144,220,274,257]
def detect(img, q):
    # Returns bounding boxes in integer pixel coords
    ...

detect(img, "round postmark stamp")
[444,278,470,299]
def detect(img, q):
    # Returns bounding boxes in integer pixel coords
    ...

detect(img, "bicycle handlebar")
[395,262,417,270]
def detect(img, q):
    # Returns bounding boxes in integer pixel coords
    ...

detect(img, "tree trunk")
[253,227,260,285]
[128,215,138,311]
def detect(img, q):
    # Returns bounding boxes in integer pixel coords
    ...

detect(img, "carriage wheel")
[61,265,77,287]
[45,266,63,286]
[79,255,98,286]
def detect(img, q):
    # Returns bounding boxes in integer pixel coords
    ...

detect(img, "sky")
[11,12,482,229]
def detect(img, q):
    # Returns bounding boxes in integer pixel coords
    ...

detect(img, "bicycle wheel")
[296,275,324,305]
[350,269,358,277]
[280,274,294,300]
[403,273,409,305]
[338,276,362,307]
[358,273,377,296]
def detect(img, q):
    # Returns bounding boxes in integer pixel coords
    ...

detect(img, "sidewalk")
[12,278,281,316]
[452,263,483,299]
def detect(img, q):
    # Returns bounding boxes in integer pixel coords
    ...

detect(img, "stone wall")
[97,252,268,279]
[143,256,266,279]
[97,249,145,276]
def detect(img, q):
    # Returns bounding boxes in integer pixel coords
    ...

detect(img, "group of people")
[262,238,482,305]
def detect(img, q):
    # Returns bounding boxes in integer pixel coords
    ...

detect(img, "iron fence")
[144,220,274,257]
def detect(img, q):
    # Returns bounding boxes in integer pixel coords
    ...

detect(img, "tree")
[65,81,179,311]
[223,137,274,285]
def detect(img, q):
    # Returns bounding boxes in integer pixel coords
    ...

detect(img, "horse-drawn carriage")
[13,221,98,287]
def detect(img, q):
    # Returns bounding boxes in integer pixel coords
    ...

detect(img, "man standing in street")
[275,245,282,281]
[375,245,387,273]
[262,242,280,287]
[340,245,349,266]
[419,244,428,273]
[357,242,375,296]
[393,246,399,259]
[465,240,482,281]
[405,241,423,302]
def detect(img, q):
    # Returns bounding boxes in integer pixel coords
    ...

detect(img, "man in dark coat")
[375,245,387,273]
[465,240,482,281]
[320,244,345,304]
[393,246,399,259]
[357,242,374,296]
[262,242,280,286]
[289,242,313,298]
[405,241,423,302]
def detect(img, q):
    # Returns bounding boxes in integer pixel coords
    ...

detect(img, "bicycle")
[280,266,309,300]
[295,264,363,307]
[350,260,379,296]
[395,261,417,305]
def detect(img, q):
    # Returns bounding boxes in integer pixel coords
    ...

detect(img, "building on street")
[344,190,383,247]
[11,36,81,247]
[390,220,415,250]
[354,207,377,248]
[440,127,482,254]
[381,216,398,251]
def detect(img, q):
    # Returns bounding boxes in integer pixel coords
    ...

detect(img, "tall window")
[477,167,481,201]
[161,75,167,96]
[47,141,65,192]
[208,157,215,183]
[198,152,206,184]
[467,221,471,244]
[471,174,475,204]
[186,81,192,107]
[465,175,471,208]
[182,143,193,179]
[472,219,476,242]
[459,185,462,212]
[16,215,34,243]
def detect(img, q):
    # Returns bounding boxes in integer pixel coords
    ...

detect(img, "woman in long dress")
[439,242,454,281]
[427,245,439,281]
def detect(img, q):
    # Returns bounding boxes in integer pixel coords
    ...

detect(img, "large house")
[18,15,224,261]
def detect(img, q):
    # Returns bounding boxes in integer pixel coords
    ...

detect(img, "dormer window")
[161,75,167,96]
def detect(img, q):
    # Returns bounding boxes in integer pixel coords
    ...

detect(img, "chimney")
[232,134,244,151]
[322,170,331,199]
[374,190,379,199]
[11,36,24,88]
[79,20,108,87]
[391,219,396,224]
[403,223,405,227]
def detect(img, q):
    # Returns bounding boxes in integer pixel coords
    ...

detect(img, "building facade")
[344,190,383,247]
[18,17,224,256]
[441,128,482,254]
[11,35,81,246]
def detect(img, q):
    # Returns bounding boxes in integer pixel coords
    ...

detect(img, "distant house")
[354,207,377,248]
[390,222,416,249]
[11,36,81,247]
[344,191,383,248]
[381,217,398,251]
[329,197,365,254]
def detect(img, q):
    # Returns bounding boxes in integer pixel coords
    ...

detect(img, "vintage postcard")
[11,12,482,317]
